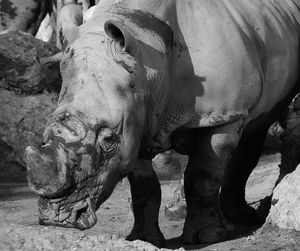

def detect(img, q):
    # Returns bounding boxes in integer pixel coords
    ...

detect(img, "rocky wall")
[267,94,300,229]
[0,30,61,181]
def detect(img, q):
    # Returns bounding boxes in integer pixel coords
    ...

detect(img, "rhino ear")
[104,20,136,55]
[58,4,83,50]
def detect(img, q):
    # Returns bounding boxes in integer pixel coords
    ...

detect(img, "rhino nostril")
[58,112,71,122]
[75,205,88,222]
[40,140,52,148]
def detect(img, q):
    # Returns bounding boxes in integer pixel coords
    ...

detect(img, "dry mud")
[1,153,300,251]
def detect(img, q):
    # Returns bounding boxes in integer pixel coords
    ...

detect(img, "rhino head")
[25,3,173,229]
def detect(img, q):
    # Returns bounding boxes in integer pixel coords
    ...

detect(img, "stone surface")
[165,201,186,222]
[267,163,300,230]
[0,30,61,181]
[268,94,300,231]
[164,179,186,221]
[154,152,187,220]
[0,223,179,251]
[0,90,58,181]
[279,93,300,181]
[152,151,188,180]
[264,122,284,153]
[0,30,61,94]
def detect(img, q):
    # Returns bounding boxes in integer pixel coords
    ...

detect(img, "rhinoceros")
[24,0,300,247]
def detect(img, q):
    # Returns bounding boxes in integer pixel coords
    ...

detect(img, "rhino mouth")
[39,195,97,230]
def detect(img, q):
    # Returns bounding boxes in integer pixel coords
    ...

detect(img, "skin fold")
[25,0,300,247]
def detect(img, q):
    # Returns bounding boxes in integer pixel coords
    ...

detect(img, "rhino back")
[94,0,300,129]
[167,0,300,127]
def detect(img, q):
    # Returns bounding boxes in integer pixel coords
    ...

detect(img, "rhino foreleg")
[126,159,165,247]
[220,126,269,225]
[182,121,242,244]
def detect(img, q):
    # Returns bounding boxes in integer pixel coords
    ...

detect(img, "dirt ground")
[1,153,300,251]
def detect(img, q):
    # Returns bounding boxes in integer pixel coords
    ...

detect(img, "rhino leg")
[220,127,268,225]
[182,121,242,244]
[126,159,165,248]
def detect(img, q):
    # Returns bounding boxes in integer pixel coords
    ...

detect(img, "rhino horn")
[58,3,83,50]
[25,146,72,198]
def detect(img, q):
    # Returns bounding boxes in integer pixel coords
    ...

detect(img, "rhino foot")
[182,206,234,244]
[221,199,262,225]
[126,227,165,248]
[182,226,230,244]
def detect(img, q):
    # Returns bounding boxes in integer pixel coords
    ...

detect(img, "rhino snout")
[25,145,74,198]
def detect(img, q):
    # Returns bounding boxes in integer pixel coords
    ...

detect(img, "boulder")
[279,94,300,182]
[164,179,186,221]
[152,151,188,220]
[0,31,61,181]
[0,91,58,181]
[264,122,284,153]
[266,94,300,231]
[152,150,188,180]
[267,163,300,230]
[0,30,61,94]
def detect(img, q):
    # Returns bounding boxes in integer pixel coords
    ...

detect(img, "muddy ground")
[1,153,300,250]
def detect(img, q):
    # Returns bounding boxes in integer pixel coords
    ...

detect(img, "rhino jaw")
[38,196,97,230]
[25,142,98,230]
[71,197,97,230]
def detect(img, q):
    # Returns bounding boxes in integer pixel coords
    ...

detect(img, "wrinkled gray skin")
[25,0,300,248]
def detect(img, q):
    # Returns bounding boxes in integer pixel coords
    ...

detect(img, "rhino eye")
[96,128,118,153]
[102,134,117,151]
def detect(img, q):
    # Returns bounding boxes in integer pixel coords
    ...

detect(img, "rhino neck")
[142,92,196,155]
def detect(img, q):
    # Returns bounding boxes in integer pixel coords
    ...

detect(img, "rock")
[0,30,61,94]
[0,90,58,181]
[152,151,188,180]
[165,200,186,221]
[264,122,284,153]
[0,31,61,181]
[267,163,300,230]
[279,93,300,181]
[153,152,187,220]
[251,94,300,229]
[165,179,186,221]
